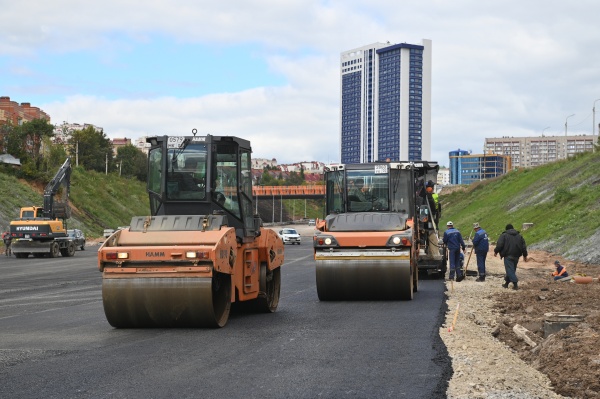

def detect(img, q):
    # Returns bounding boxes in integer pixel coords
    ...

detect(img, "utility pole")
[304,199,307,218]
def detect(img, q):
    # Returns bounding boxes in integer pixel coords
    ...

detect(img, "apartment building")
[485,135,595,168]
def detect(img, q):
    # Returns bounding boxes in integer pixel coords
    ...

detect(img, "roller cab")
[98,132,284,328]
[314,162,423,300]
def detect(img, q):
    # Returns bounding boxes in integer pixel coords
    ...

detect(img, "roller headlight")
[314,235,339,248]
[386,234,412,247]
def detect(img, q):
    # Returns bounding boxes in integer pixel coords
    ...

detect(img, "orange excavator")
[98,132,284,327]
[10,158,76,258]
[314,161,435,300]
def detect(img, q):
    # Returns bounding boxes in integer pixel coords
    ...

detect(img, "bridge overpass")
[250,185,324,223]
[252,185,325,199]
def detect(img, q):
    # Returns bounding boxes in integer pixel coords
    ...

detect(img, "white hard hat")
[447,221,453,226]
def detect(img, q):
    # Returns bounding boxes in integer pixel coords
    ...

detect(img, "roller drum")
[102,275,231,328]
[316,259,413,301]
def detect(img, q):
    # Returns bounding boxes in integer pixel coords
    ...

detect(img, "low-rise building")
[449,151,511,185]
[485,135,595,168]
[0,96,50,125]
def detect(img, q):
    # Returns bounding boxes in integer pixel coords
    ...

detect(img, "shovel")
[464,245,476,277]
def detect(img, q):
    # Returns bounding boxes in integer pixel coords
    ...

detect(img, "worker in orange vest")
[552,260,569,281]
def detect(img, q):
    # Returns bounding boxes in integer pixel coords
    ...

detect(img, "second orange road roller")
[98,132,284,327]
[313,161,432,300]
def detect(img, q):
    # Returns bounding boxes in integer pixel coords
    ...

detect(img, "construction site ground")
[6,226,599,398]
[443,246,600,399]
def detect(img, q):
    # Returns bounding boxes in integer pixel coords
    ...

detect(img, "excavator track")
[315,259,413,301]
[102,273,231,328]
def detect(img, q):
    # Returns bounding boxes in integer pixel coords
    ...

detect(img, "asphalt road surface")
[0,239,451,399]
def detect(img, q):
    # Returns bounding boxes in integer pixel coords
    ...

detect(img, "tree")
[41,137,69,174]
[260,170,281,186]
[0,122,15,154]
[116,144,147,181]
[285,171,304,186]
[20,119,55,168]
[68,126,113,172]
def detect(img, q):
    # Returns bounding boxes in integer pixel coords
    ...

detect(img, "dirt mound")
[442,246,600,398]
[493,252,600,398]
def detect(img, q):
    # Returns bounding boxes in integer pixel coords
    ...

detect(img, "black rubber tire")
[256,264,281,313]
[413,264,419,293]
[60,241,76,257]
[50,242,60,258]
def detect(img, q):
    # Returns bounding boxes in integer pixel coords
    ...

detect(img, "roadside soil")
[442,246,600,399]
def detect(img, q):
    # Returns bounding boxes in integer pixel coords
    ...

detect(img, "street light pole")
[565,114,575,136]
[542,126,550,137]
[272,191,275,224]
[594,99,600,152]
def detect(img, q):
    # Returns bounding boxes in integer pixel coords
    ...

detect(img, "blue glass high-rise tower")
[340,40,432,163]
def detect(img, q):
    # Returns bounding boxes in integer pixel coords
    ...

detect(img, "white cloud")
[3,0,600,166]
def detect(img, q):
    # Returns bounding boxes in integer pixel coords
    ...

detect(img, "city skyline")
[1,2,600,166]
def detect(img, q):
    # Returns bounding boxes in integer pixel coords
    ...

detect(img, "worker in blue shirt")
[472,222,489,282]
[443,221,466,281]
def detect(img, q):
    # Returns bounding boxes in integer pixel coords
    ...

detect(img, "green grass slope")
[439,151,600,264]
[0,167,149,239]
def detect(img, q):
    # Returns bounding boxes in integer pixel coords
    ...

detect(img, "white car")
[278,228,301,245]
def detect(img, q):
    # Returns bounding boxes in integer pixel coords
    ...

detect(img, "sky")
[2,1,600,167]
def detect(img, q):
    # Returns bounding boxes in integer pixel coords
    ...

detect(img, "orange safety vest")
[552,266,567,277]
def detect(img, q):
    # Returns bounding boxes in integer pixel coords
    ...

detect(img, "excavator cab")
[19,207,44,219]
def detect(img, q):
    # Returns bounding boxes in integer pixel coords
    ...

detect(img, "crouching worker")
[552,260,570,281]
